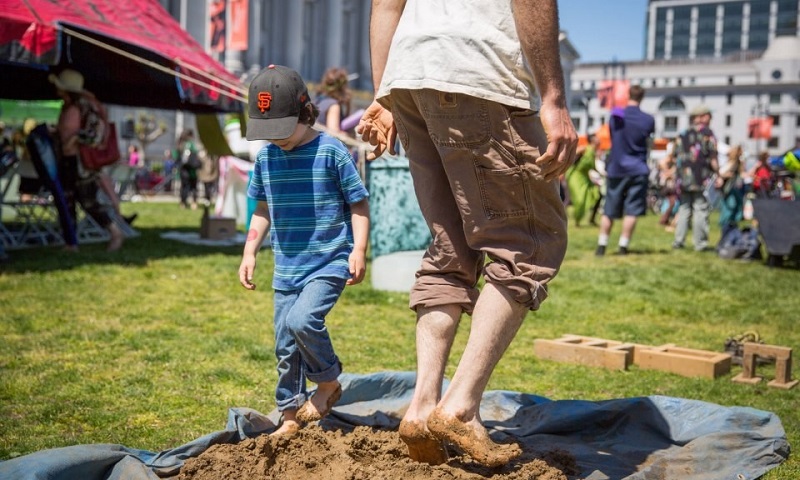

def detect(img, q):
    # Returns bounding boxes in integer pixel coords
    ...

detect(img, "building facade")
[647,0,799,60]
[571,0,800,155]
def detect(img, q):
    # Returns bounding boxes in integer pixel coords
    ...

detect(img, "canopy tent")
[0,0,245,113]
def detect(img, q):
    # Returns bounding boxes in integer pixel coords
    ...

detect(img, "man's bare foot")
[427,406,521,467]
[399,419,449,465]
[296,382,342,423]
[270,419,301,437]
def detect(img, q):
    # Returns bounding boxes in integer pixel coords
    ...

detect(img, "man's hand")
[535,101,578,182]
[356,100,397,160]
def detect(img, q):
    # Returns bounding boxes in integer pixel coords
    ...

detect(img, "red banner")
[597,80,630,110]
[747,117,773,139]
[229,0,249,51]
[209,0,226,53]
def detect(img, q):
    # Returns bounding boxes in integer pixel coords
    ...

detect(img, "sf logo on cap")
[257,92,272,113]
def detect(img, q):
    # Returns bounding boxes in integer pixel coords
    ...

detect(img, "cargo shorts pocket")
[474,139,529,219]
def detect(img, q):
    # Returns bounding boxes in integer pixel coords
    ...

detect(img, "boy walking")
[238,65,370,436]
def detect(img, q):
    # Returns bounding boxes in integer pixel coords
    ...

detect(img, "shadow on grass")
[2,226,246,273]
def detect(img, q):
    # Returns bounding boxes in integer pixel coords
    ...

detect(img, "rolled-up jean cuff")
[305,359,342,384]
[276,393,305,412]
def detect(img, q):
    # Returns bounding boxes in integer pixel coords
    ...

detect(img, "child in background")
[238,65,370,436]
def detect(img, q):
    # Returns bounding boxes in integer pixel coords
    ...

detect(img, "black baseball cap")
[246,65,311,141]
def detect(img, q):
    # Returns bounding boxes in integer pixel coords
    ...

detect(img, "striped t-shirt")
[247,132,368,290]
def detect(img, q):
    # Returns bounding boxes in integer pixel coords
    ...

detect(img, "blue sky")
[558,0,649,62]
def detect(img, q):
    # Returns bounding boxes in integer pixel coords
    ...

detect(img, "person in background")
[715,145,745,244]
[595,85,655,256]
[176,129,199,209]
[314,67,353,137]
[566,131,601,228]
[238,65,370,437]
[50,69,125,252]
[671,105,718,251]
[358,0,576,467]
[198,149,219,205]
[15,119,45,202]
[163,148,176,192]
[747,151,774,198]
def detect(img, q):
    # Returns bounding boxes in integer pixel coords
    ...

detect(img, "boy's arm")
[238,201,270,290]
[347,198,370,286]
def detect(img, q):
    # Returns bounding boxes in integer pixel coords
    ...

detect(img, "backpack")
[78,97,108,148]
[675,127,714,193]
[718,227,762,260]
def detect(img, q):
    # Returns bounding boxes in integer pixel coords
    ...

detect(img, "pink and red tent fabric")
[0,0,244,113]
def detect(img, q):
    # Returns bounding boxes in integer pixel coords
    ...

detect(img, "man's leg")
[427,282,525,467]
[693,193,711,251]
[673,193,692,247]
[619,215,638,252]
[399,304,460,464]
[596,214,613,256]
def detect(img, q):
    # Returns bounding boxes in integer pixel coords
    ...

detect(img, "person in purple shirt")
[596,85,655,256]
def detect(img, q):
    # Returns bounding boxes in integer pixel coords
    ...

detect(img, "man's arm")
[512,0,577,180]
[369,0,406,93]
[357,0,405,159]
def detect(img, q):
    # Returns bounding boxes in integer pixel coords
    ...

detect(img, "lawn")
[1,199,798,478]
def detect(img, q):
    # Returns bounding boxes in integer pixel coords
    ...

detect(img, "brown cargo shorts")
[389,89,568,313]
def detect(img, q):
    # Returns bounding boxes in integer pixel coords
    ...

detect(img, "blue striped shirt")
[247,132,368,290]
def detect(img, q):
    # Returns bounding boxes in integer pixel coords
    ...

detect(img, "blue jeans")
[273,277,345,411]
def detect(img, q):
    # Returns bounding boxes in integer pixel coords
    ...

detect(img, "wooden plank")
[533,338,632,370]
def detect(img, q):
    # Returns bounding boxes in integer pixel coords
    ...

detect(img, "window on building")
[671,6,692,57]
[797,115,800,127]
[727,93,733,105]
[771,114,780,126]
[768,137,779,148]
[721,2,744,55]
[677,78,683,87]
[725,136,731,145]
[664,116,679,132]
[769,93,782,105]
[695,5,717,57]
[776,0,799,37]
[659,97,686,111]
[652,79,657,87]
[728,76,734,85]
[726,115,732,127]
[572,117,581,131]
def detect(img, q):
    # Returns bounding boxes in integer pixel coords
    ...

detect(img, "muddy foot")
[296,384,342,423]
[399,419,449,465]
[270,420,301,437]
[427,407,521,467]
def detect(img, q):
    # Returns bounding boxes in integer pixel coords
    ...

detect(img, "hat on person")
[689,104,712,118]
[246,65,311,141]
[48,69,86,94]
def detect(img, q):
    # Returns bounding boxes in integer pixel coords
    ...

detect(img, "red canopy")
[0,0,245,113]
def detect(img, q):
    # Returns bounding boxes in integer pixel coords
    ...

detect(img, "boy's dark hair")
[629,85,645,103]
[299,102,320,127]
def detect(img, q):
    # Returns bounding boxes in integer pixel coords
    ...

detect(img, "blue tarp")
[0,371,789,480]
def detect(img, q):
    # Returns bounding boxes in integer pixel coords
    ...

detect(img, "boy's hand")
[347,250,367,285]
[238,256,257,290]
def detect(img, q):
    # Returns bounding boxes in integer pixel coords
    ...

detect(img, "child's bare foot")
[270,419,301,437]
[296,381,342,423]
[399,419,449,465]
[427,406,521,467]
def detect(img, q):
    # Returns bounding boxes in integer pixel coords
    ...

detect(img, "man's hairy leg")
[400,304,460,465]
[427,282,526,467]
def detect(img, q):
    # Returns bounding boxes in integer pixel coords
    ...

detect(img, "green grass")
[1,201,798,478]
